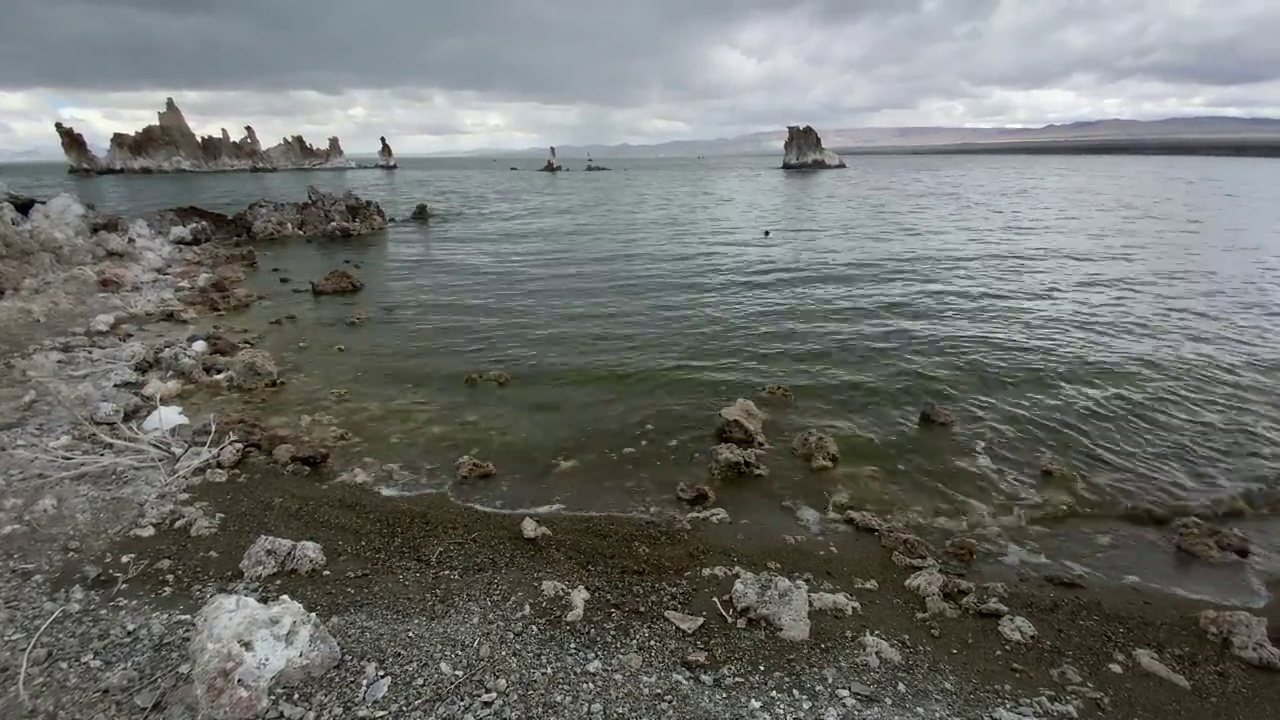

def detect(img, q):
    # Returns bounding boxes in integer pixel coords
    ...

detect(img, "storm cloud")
[1,0,1279,154]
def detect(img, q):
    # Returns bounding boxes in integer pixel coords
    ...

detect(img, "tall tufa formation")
[53,122,101,175]
[781,125,847,170]
[539,146,562,172]
[51,97,359,175]
[377,136,397,169]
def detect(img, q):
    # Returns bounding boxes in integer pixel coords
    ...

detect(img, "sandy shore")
[2,187,1278,719]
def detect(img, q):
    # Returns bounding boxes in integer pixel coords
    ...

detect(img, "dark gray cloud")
[1,0,1278,154]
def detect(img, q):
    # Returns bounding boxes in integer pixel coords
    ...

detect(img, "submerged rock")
[1198,610,1280,670]
[54,98,357,175]
[780,125,846,170]
[760,384,794,401]
[676,482,716,507]
[239,535,327,581]
[791,430,839,470]
[235,185,387,240]
[190,594,340,719]
[918,400,955,427]
[716,398,767,448]
[409,203,432,222]
[731,572,811,641]
[539,146,562,172]
[376,136,397,169]
[456,455,497,480]
[1173,516,1250,561]
[311,269,364,295]
[709,443,768,481]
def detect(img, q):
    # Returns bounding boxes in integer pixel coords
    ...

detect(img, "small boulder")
[998,615,1038,644]
[1173,517,1250,561]
[239,535,327,581]
[708,443,768,482]
[225,350,280,390]
[310,269,364,295]
[663,610,706,635]
[676,482,715,507]
[456,455,496,480]
[918,401,954,427]
[791,430,839,470]
[760,384,794,401]
[1198,610,1280,670]
[190,594,340,720]
[520,516,552,540]
[409,203,431,222]
[731,572,811,641]
[716,398,766,447]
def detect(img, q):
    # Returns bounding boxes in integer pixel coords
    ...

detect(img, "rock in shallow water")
[791,429,839,470]
[716,398,766,448]
[708,443,768,482]
[310,269,364,295]
[236,185,387,240]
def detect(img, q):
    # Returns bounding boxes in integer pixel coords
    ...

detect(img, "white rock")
[687,507,731,524]
[191,339,209,354]
[809,592,860,616]
[731,572,811,641]
[141,405,189,435]
[998,615,1038,644]
[88,313,116,333]
[239,535,327,581]
[520,516,552,540]
[1198,610,1280,670]
[190,594,340,720]
[663,610,706,634]
[91,401,124,424]
[855,633,902,669]
[364,676,390,705]
[217,443,244,468]
[1133,648,1190,689]
[142,378,184,401]
[564,585,590,623]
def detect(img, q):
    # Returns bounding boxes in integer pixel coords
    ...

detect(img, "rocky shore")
[53,98,390,176]
[1,185,1278,720]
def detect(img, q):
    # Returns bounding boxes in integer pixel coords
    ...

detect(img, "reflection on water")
[5,154,1280,601]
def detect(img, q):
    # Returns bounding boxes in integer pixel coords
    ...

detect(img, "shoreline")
[834,136,1280,158]
[2,186,1279,719]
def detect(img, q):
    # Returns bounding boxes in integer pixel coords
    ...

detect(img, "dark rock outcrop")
[233,186,387,240]
[539,146,562,172]
[310,269,364,295]
[53,98,357,175]
[377,136,397,169]
[781,125,847,170]
[409,203,432,222]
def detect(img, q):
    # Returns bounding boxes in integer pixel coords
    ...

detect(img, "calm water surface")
[6,154,1280,601]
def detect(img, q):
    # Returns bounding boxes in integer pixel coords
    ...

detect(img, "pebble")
[280,701,306,720]
[620,653,643,670]
[586,659,603,674]
[699,674,714,686]
[134,689,158,709]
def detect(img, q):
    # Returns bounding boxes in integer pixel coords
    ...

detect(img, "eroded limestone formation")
[377,136,397,169]
[233,185,387,240]
[539,146,562,172]
[781,125,847,170]
[52,98,359,175]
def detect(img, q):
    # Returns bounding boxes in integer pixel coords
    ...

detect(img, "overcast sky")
[2,0,1279,155]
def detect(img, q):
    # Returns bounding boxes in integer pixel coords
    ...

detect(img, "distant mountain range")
[485,116,1280,159]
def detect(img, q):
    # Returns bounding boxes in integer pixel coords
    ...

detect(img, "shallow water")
[5,154,1280,600]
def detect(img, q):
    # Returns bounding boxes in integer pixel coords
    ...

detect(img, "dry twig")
[18,605,66,706]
